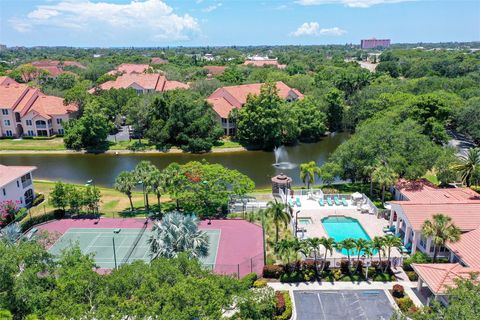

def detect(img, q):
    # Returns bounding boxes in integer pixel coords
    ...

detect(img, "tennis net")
[121,219,148,265]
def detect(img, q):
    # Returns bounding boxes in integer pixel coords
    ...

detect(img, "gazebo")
[271,173,292,195]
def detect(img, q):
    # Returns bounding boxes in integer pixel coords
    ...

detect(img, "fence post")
[250,258,253,273]
[237,264,240,279]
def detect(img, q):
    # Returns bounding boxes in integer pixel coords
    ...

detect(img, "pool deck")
[293,197,402,259]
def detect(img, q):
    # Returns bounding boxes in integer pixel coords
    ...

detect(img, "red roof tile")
[204,66,226,75]
[244,59,287,69]
[151,57,168,64]
[207,81,303,118]
[395,179,480,203]
[412,263,480,294]
[0,165,37,187]
[447,228,480,268]
[96,73,188,92]
[109,63,150,75]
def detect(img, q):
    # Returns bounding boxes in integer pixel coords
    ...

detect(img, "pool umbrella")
[352,192,363,200]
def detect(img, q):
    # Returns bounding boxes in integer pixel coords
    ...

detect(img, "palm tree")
[266,200,291,244]
[338,238,355,270]
[319,237,336,272]
[382,235,403,272]
[148,212,209,260]
[275,239,298,272]
[147,168,165,216]
[162,163,183,210]
[354,238,370,272]
[305,237,322,273]
[114,171,136,211]
[452,148,480,187]
[422,214,462,262]
[300,161,318,189]
[372,163,398,204]
[134,161,157,210]
[371,236,385,267]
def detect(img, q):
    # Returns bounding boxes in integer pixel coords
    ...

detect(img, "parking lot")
[293,290,395,320]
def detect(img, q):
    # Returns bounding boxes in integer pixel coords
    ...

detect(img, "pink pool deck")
[38,218,264,278]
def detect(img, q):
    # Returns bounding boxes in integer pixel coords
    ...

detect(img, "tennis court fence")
[203,252,264,279]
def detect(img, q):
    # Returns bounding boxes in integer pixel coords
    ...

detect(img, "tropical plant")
[338,238,355,271]
[0,223,22,246]
[305,237,322,273]
[353,238,370,271]
[146,168,165,215]
[319,237,335,272]
[114,171,136,211]
[382,235,403,272]
[371,236,385,267]
[452,148,480,187]
[266,200,291,244]
[299,161,318,189]
[134,161,157,210]
[372,162,398,204]
[422,213,461,262]
[274,239,298,271]
[148,212,209,260]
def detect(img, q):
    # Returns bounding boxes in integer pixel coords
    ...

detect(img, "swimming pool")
[321,216,372,255]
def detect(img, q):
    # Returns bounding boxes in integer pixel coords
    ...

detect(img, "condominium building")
[0,77,78,137]
[0,165,36,208]
[360,38,391,49]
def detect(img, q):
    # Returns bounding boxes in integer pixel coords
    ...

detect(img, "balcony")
[36,124,47,129]
[22,179,32,189]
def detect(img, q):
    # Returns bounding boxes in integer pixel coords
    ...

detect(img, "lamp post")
[261,209,267,265]
[112,228,121,270]
[138,180,147,218]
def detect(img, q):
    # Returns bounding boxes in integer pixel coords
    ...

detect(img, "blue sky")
[0,0,478,47]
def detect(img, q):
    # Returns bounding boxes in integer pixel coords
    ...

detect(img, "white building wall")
[0,175,35,208]
[0,108,16,137]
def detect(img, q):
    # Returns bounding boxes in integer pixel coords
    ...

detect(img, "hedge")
[241,272,258,289]
[20,210,62,232]
[31,194,45,207]
[274,291,292,320]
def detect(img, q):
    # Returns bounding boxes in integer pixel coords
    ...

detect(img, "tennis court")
[49,227,221,269]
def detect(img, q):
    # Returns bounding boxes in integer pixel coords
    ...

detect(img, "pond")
[0,133,348,189]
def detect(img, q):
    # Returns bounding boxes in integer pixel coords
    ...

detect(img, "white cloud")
[296,0,414,8]
[202,3,222,12]
[290,22,346,37]
[10,0,200,41]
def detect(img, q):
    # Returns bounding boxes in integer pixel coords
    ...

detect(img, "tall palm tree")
[275,239,298,272]
[422,214,462,262]
[452,148,480,187]
[266,200,291,244]
[354,238,370,272]
[162,163,183,210]
[134,161,157,210]
[382,235,403,272]
[320,237,336,272]
[372,163,398,204]
[300,161,318,189]
[147,168,165,216]
[305,237,322,273]
[114,171,136,211]
[148,212,209,260]
[371,236,385,267]
[338,238,355,270]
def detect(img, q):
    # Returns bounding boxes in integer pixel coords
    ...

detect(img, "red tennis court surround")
[38,218,264,278]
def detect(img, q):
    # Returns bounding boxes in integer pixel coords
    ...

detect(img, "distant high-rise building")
[360,38,391,49]
[0,44,7,51]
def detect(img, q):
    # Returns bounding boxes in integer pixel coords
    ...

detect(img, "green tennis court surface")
[49,228,221,269]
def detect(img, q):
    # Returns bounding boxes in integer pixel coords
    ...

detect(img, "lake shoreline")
[0,146,248,155]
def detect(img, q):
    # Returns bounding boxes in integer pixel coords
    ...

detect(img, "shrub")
[403,252,430,271]
[340,260,350,274]
[392,284,405,298]
[274,291,292,320]
[263,265,285,279]
[302,260,316,271]
[20,211,57,232]
[31,193,45,207]
[372,273,395,282]
[241,272,258,288]
[406,271,418,281]
[279,271,303,283]
[253,279,268,288]
[396,297,414,313]
[274,291,285,315]
[13,208,28,223]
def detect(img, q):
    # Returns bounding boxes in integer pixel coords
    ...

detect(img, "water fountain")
[273,146,297,170]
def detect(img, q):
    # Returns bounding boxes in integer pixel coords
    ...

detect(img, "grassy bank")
[0,137,243,152]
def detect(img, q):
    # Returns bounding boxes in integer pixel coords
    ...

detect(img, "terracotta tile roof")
[151,57,168,64]
[96,73,188,92]
[0,76,17,86]
[204,66,226,75]
[110,63,150,75]
[0,83,31,108]
[447,228,480,268]
[395,179,480,203]
[31,60,86,69]
[0,165,37,187]
[28,95,78,119]
[412,263,480,294]
[244,59,287,69]
[207,81,303,118]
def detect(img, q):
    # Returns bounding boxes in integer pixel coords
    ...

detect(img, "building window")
[17,180,20,188]
[4,120,11,126]
[221,118,227,124]
[27,130,34,136]
[58,128,64,135]
[2,188,5,196]
[5,130,12,137]
[37,130,48,137]
[56,118,63,124]
[1,109,8,115]
[26,120,32,126]
[35,120,47,128]
[24,189,34,207]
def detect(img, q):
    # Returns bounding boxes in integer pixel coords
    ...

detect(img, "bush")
[274,291,292,320]
[392,284,405,298]
[274,291,285,315]
[372,273,395,282]
[31,193,45,207]
[20,211,58,232]
[396,297,414,313]
[406,271,418,281]
[253,279,268,288]
[403,252,430,271]
[279,271,304,283]
[340,260,350,274]
[13,208,28,223]
[241,272,258,288]
[263,265,285,279]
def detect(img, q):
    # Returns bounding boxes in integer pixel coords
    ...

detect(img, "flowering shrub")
[0,200,20,227]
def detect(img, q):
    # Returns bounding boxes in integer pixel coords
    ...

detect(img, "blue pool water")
[321,216,373,255]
